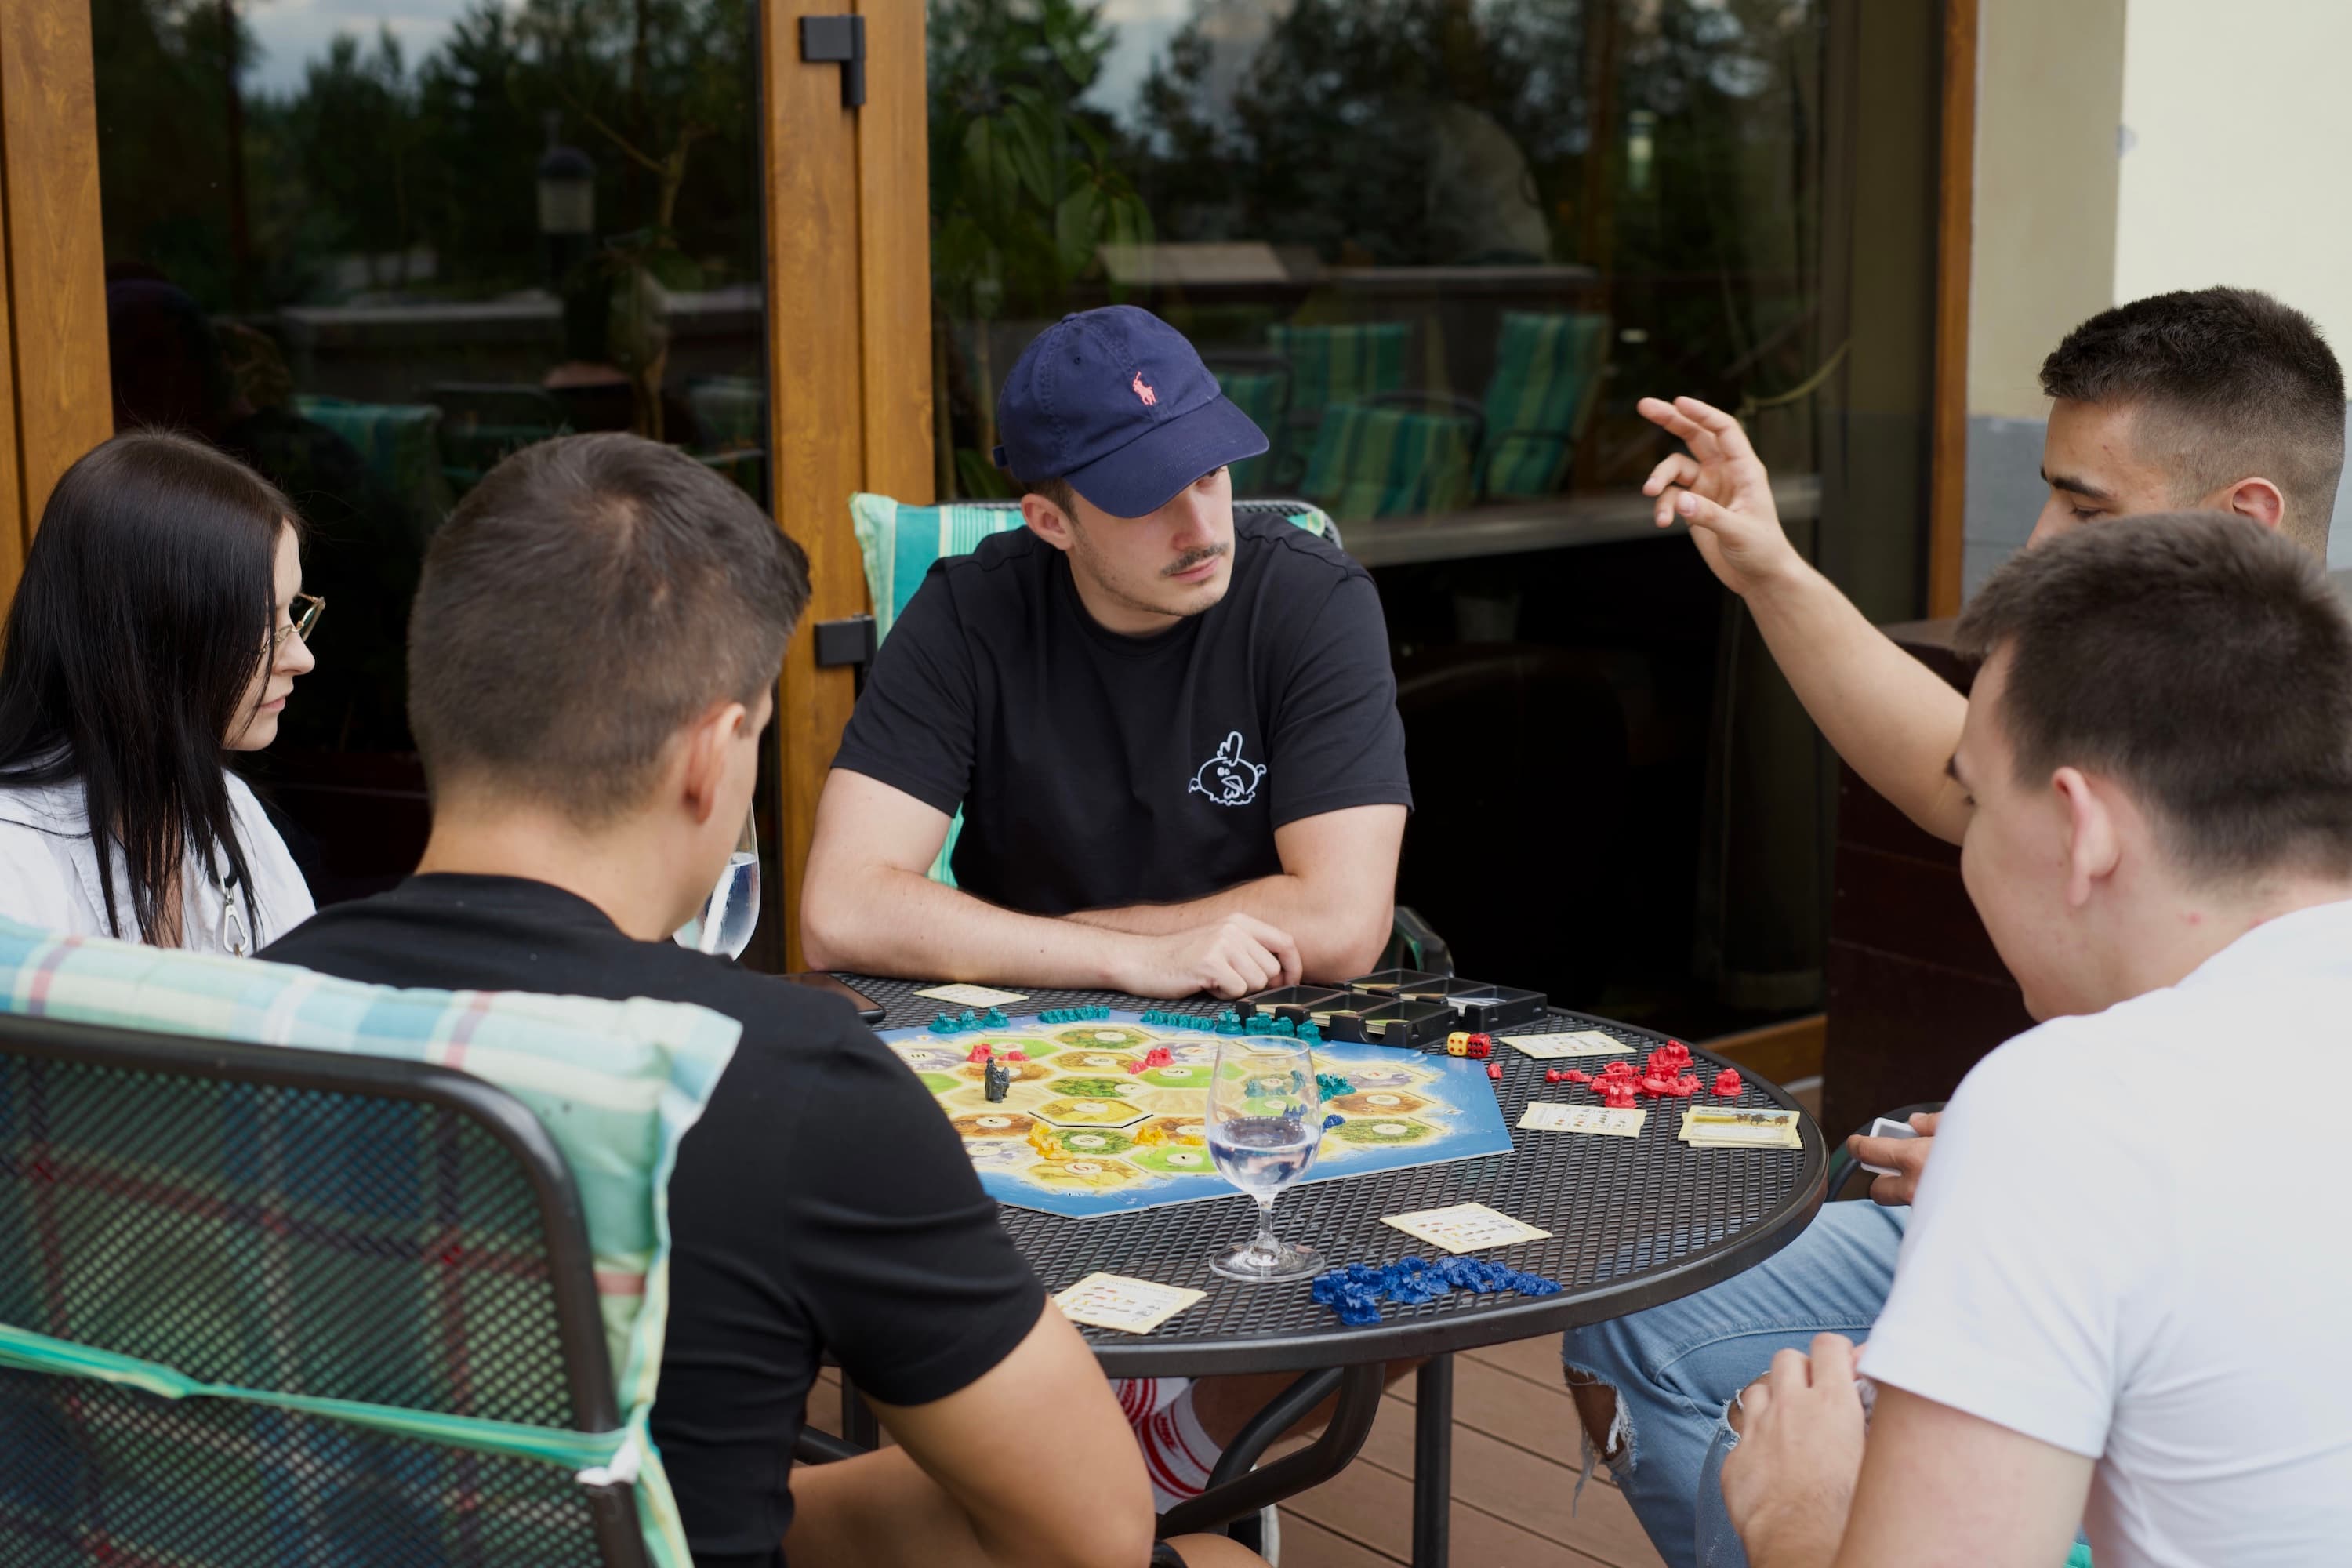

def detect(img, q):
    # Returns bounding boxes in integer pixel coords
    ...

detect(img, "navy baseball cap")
[993,305,1269,518]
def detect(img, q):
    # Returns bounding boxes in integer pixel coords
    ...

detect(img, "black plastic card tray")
[1344,967,1450,996]
[1388,977,1548,1033]
[1316,996,1457,1049]
[1236,985,1357,1024]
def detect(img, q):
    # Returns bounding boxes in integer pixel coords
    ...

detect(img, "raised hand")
[1639,396,1801,597]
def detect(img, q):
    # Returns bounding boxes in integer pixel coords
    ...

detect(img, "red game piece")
[1544,1069,1560,1083]
[1486,1063,1503,1080]
[966,1043,993,1063]
[1712,1069,1741,1097]
[1005,1050,1025,1062]
[1564,1069,1592,1084]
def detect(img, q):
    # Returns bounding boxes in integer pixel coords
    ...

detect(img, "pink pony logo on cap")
[1131,372,1158,407]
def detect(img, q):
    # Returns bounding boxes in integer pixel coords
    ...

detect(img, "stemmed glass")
[673,808,760,959]
[1207,1036,1325,1282]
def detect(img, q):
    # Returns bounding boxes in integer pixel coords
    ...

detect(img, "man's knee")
[1566,1368,1627,1458]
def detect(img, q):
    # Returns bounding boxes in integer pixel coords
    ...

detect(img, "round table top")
[846,975,1827,1377]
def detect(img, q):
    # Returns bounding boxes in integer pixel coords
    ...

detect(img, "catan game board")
[883,1010,1515,1218]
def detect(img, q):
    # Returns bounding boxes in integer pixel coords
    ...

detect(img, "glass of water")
[1207,1036,1325,1283]
[673,808,760,959]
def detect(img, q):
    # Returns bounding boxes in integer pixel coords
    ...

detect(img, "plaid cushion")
[1299,401,1479,521]
[1477,310,1610,499]
[0,917,738,1567]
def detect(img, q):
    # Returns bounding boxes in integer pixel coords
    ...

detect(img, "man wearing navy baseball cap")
[802,305,1414,1002]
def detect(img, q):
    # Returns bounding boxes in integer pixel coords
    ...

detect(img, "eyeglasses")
[270,593,325,652]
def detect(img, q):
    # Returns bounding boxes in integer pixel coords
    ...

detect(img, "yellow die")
[1446,1031,1470,1057]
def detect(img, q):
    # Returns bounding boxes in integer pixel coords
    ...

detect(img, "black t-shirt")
[261,875,1045,1568]
[832,510,1414,915]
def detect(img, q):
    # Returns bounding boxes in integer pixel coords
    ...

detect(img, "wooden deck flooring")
[811,1332,1667,1568]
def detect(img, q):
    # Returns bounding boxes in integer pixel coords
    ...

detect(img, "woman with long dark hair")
[0,432,319,952]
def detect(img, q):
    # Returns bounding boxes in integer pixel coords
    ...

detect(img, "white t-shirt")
[1864,898,2352,1568]
[0,771,316,954]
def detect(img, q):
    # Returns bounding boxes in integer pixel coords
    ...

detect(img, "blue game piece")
[934,1011,956,1033]
[1322,1113,1344,1131]
[1298,1022,1322,1044]
[1272,1016,1297,1036]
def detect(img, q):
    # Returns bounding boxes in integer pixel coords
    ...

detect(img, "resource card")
[1857,1114,1922,1176]
[1679,1106,1802,1149]
[1381,1202,1553,1254]
[1053,1272,1207,1334]
[1519,1101,1646,1137]
[1500,1030,1635,1060]
[913,982,1030,1007]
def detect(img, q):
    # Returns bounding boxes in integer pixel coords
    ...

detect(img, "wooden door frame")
[1926,0,1977,619]
[764,0,932,971]
[0,0,113,596]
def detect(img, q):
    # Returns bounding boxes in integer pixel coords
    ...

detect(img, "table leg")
[1413,1356,1453,1567]
[841,1376,881,1451]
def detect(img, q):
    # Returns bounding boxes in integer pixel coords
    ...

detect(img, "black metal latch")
[813,613,876,670]
[800,15,866,108]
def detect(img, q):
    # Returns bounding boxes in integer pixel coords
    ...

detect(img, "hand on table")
[1119,913,1301,1000]
[1639,396,1802,597]
[1721,1333,1868,1568]
[1846,1111,1940,1207]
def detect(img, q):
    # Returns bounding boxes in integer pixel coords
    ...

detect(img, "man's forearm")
[1067,875,1388,982]
[804,863,1140,990]
[1741,557,1973,845]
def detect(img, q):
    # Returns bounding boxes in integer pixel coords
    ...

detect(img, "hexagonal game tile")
[1325,1117,1436,1146]
[1043,1075,1134,1101]
[950,1112,1036,1139]
[1330,1089,1431,1116]
[1027,1156,1147,1191]
[1032,1098,1152,1130]
[1129,1144,1217,1176]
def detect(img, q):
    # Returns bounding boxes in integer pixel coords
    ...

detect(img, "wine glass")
[1207,1036,1325,1282]
[673,808,760,959]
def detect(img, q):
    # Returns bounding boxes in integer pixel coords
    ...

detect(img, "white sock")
[1135,1382,1223,1513]
[1113,1376,1190,1424]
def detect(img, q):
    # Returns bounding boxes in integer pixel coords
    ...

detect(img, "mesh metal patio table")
[839,976,1828,1566]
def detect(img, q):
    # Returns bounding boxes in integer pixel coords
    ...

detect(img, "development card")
[1857,1114,1921,1176]
[1519,1102,1646,1137]
[1053,1272,1207,1334]
[1500,1030,1634,1060]
[1381,1202,1553,1254]
[913,982,1030,1007]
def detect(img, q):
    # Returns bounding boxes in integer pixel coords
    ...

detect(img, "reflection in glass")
[92,0,771,903]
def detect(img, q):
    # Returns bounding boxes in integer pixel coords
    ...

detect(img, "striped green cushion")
[0,917,737,1567]
[1214,368,1287,495]
[1299,402,1478,521]
[1269,321,1411,426]
[850,494,1029,642]
[1479,310,1610,498]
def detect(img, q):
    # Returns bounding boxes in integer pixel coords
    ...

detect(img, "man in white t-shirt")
[1709,510,2352,1568]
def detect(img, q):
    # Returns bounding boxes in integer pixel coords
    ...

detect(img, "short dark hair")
[408,434,811,820]
[1015,474,1079,517]
[2039,288,2347,553]
[0,431,296,942]
[1955,511,2352,880]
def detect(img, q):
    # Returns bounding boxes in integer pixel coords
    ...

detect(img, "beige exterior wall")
[2113,0,2352,354]
[1964,0,2126,422]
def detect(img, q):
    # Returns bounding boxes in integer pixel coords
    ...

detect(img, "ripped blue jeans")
[1561,1201,1908,1568]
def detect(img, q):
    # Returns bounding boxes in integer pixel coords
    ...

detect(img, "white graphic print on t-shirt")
[1188,731,1266,807]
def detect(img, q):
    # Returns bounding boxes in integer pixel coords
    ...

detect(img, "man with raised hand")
[1711,513,2352,1566]
[800,305,1412,1001]
[263,434,1265,1568]
[1561,287,2347,1567]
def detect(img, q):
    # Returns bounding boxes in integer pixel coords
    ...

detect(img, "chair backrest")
[1477,310,1611,499]
[0,1010,646,1567]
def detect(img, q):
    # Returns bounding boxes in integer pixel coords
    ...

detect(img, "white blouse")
[0,771,317,954]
